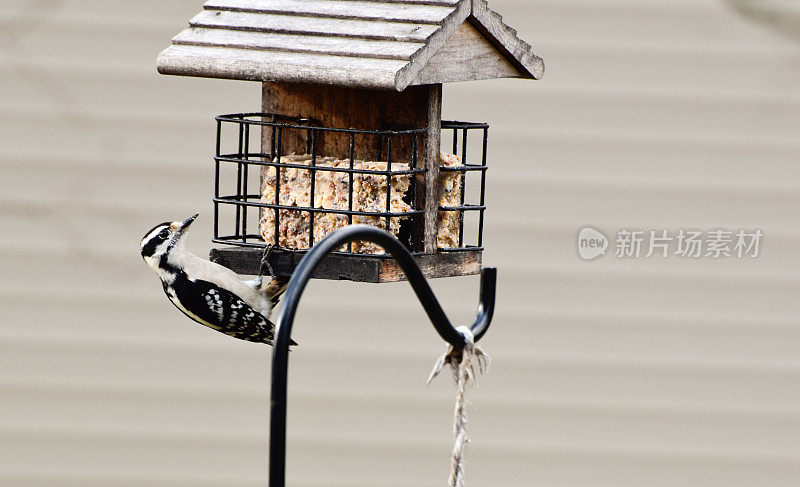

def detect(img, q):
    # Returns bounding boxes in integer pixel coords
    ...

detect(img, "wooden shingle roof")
[156,0,544,91]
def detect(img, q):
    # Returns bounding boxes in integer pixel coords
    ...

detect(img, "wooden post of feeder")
[423,84,442,254]
[260,81,442,254]
[261,83,430,159]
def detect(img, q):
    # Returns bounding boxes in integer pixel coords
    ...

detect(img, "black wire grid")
[213,113,488,255]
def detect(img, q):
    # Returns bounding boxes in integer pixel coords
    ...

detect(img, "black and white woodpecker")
[140,214,292,345]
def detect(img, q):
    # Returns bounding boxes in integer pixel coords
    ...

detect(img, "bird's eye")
[160,229,170,238]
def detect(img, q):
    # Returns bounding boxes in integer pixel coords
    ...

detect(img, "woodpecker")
[140,214,292,345]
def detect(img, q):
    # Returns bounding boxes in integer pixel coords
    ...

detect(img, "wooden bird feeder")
[156,0,543,283]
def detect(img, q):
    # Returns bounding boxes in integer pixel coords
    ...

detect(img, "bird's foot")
[259,244,277,279]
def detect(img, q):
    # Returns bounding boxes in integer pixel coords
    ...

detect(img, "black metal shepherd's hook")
[269,225,497,487]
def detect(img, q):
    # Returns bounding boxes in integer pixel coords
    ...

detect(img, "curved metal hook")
[269,225,496,487]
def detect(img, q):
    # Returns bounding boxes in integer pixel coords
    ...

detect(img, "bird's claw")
[260,244,277,279]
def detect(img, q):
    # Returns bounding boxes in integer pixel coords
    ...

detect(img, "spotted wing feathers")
[166,278,278,344]
[199,282,277,344]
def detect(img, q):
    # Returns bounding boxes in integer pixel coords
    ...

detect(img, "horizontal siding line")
[0,376,262,400]
[486,172,800,195]
[498,303,800,332]
[1,116,797,152]
[2,146,798,180]
[3,424,799,464]
[0,197,200,218]
[1,146,797,182]
[485,215,800,237]
[0,471,441,487]
[485,213,800,236]
[487,125,800,150]
[0,161,206,177]
[4,177,800,215]
[537,36,800,58]
[2,104,797,150]
[0,469,264,487]
[0,101,217,128]
[0,469,441,487]
[0,150,208,171]
[0,284,189,305]
[2,159,799,201]
[524,83,800,104]
[499,261,800,289]
[0,290,169,307]
[3,2,748,34]
[4,16,798,66]
[3,205,800,248]
[3,311,799,354]
[5,163,800,200]
[0,57,145,77]
[4,79,800,117]
[5,376,800,420]
[0,12,186,31]
[0,2,719,33]
[2,288,798,333]
[2,335,799,374]
[2,75,799,115]
[0,422,270,446]
[3,249,800,293]
[5,46,798,87]
[9,10,796,58]
[304,389,800,419]
[2,254,800,298]
[507,0,722,13]
[1,218,799,256]
[2,262,800,312]
[0,333,263,356]
[4,177,800,216]
[4,38,792,75]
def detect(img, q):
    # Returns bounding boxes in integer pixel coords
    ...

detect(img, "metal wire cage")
[213,113,487,256]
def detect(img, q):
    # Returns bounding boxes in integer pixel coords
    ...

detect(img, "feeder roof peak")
[156,0,544,91]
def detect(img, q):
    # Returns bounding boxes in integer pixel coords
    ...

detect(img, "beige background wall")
[1,0,799,486]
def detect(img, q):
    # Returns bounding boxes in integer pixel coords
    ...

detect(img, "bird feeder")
[156,0,543,283]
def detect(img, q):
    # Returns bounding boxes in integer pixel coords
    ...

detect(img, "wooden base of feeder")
[209,247,482,283]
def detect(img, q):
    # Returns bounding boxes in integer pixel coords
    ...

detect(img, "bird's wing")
[191,279,280,344]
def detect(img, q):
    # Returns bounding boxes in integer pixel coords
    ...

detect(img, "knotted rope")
[428,326,489,487]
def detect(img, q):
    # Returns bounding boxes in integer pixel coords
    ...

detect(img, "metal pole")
[269,225,496,487]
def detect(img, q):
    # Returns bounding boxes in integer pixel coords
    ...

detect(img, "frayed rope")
[428,326,489,487]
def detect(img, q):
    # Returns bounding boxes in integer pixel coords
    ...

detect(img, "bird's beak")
[171,213,199,234]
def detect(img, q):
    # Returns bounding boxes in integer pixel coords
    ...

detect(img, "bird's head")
[140,213,198,274]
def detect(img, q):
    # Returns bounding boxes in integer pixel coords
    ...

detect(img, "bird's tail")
[262,275,291,306]
[261,275,293,345]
